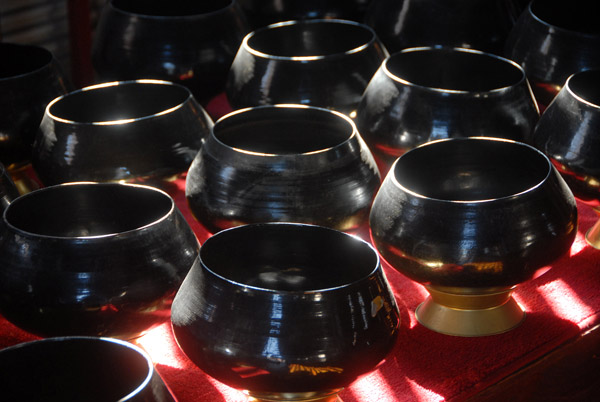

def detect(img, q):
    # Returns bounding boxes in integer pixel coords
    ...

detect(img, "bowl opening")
[5,184,172,237]
[568,70,600,106]
[0,43,53,79]
[248,20,374,58]
[530,0,599,34]
[0,338,151,401]
[112,0,232,16]
[49,82,189,123]
[386,48,523,92]
[214,107,354,154]
[393,139,550,201]
[201,224,379,292]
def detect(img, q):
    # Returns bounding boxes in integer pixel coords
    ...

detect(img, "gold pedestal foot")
[415,286,525,337]
[247,390,342,402]
[7,163,40,195]
[585,217,600,250]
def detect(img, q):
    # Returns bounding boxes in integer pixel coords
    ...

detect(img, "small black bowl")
[0,337,175,401]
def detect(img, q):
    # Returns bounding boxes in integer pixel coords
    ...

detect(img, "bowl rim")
[388,137,553,204]
[242,18,380,61]
[45,79,194,126]
[108,0,236,19]
[2,182,176,240]
[198,222,382,294]
[526,0,600,39]
[382,46,528,94]
[0,336,155,401]
[564,69,600,109]
[210,103,360,157]
[0,42,55,81]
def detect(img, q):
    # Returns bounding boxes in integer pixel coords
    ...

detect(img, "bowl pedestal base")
[585,209,600,249]
[247,390,342,402]
[415,286,525,337]
[7,163,40,195]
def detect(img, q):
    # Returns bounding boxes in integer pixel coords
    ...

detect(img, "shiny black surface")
[531,70,600,207]
[185,105,381,234]
[0,163,19,212]
[171,223,400,394]
[0,183,199,338]
[364,0,518,55]
[0,337,175,401]
[355,47,539,172]
[505,0,600,107]
[92,0,249,104]
[32,80,213,186]
[238,0,371,29]
[370,138,578,288]
[225,19,388,114]
[0,42,70,169]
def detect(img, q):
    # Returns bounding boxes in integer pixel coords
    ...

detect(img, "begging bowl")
[0,182,199,339]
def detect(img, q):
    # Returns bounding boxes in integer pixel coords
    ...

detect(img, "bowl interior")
[394,139,550,201]
[0,43,52,79]
[5,184,171,237]
[215,107,353,154]
[248,21,373,57]
[112,0,232,16]
[201,224,378,291]
[386,48,523,92]
[530,0,598,34]
[568,70,600,106]
[49,82,189,123]
[0,338,151,401]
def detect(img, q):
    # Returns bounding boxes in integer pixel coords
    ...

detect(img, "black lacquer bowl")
[505,0,600,109]
[370,137,577,336]
[92,0,249,104]
[0,337,175,401]
[364,0,519,55]
[32,80,213,187]
[186,104,380,236]
[355,46,540,175]
[225,19,388,115]
[171,223,400,402]
[0,42,70,192]
[530,69,600,248]
[0,182,199,339]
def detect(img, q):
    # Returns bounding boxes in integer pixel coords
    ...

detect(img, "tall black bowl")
[171,223,400,402]
[92,0,249,103]
[370,137,577,336]
[0,182,199,339]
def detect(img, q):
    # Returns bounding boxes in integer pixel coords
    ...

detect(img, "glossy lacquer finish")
[92,0,249,104]
[370,137,577,289]
[171,223,400,399]
[364,0,519,55]
[0,183,199,338]
[0,42,70,169]
[530,70,600,248]
[237,0,371,29]
[226,19,388,115]
[32,80,213,186]
[355,47,539,173]
[505,0,600,108]
[0,337,175,402]
[0,163,19,212]
[185,105,381,235]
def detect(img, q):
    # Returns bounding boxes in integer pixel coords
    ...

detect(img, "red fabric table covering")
[2,95,600,401]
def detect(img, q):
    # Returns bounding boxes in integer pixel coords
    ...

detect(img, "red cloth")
[2,94,600,401]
